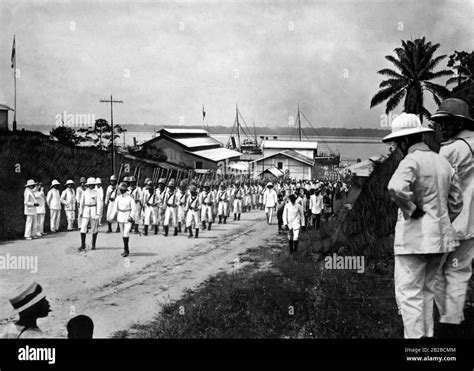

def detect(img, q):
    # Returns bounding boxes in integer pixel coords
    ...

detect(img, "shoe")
[178,222,182,233]
[173,227,178,236]
[237,214,241,221]
[78,233,86,251]
[195,228,199,238]
[91,233,98,250]
[188,227,193,238]
[154,225,159,235]
[121,251,129,257]
[218,216,222,224]
[234,214,237,221]
[208,222,212,231]
[223,217,227,224]
[144,225,148,236]
[25,237,33,240]
[164,226,169,237]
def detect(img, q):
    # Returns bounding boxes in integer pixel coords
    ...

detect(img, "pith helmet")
[86,177,96,185]
[430,98,473,123]
[118,182,128,190]
[129,175,136,182]
[25,179,36,187]
[123,176,130,182]
[51,179,60,186]
[382,113,433,142]
[179,180,187,187]
[80,177,87,183]
[144,177,151,184]
[65,179,74,185]
[189,185,197,193]
[158,178,166,185]
[110,175,117,181]
[95,178,101,184]
[168,179,176,187]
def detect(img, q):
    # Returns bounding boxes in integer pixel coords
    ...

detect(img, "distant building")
[260,139,318,159]
[250,149,315,180]
[0,104,14,131]
[139,128,242,170]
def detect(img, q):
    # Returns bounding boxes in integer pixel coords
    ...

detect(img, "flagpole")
[12,35,17,131]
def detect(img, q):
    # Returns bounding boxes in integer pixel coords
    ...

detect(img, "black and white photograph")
[0,0,473,367]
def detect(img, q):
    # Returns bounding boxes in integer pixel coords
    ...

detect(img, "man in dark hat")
[431,98,474,338]
[1,282,51,338]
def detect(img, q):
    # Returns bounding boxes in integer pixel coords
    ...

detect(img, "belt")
[118,208,131,212]
[167,204,177,208]
[235,197,242,200]
[85,204,97,207]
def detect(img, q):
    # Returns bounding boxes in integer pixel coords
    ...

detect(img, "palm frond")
[385,88,406,113]
[370,85,403,108]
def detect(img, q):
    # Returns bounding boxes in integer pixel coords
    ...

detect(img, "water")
[120,132,390,164]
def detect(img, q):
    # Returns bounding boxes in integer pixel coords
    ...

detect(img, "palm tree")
[446,51,473,89]
[370,37,453,121]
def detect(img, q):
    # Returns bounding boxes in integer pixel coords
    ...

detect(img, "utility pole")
[100,94,123,175]
[236,104,241,151]
[297,105,301,141]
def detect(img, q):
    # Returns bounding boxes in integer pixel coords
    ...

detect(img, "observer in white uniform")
[263,182,278,225]
[384,113,463,339]
[60,180,76,230]
[23,180,39,240]
[163,179,178,236]
[34,182,46,236]
[111,182,136,257]
[430,98,474,334]
[46,179,61,232]
[78,177,103,251]
[95,178,104,225]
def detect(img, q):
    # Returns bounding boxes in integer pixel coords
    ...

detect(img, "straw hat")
[9,282,46,314]
[382,113,433,142]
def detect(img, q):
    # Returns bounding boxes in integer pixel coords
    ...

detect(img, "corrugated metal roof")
[175,136,221,148]
[163,128,209,135]
[346,155,386,177]
[261,140,318,150]
[261,167,284,177]
[188,147,242,162]
[250,149,314,166]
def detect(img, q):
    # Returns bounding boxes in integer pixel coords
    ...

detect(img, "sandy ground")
[0,209,280,338]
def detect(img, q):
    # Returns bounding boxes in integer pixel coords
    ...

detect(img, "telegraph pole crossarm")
[100,94,123,175]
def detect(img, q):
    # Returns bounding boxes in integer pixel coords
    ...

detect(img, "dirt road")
[0,210,281,338]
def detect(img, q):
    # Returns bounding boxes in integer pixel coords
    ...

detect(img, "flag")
[202,105,206,120]
[11,35,16,69]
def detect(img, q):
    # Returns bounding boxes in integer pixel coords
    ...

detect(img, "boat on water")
[226,105,262,155]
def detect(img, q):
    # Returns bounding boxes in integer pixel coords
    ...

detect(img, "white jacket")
[263,189,278,208]
[111,193,137,223]
[60,188,76,211]
[310,194,323,214]
[439,130,474,240]
[388,142,463,255]
[283,202,305,230]
[34,189,46,214]
[24,188,37,215]
[46,188,61,210]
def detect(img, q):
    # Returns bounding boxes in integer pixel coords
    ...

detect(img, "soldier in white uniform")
[199,182,214,230]
[105,175,120,233]
[60,180,76,231]
[76,177,86,230]
[34,181,46,236]
[154,178,167,234]
[142,180,157,235]
[263,182,278,225]
[431,98,474,337]
[128,176,142,234]
[232,182,244,221]
[24,180,39,240]
[78,177,103,251]
[111,182,137,257]
[185,185,201,238]
[217,182,230,224]
[95,178,104,226]
[163,179,179,236]
[46,179,61,233]
[176,180,188,234]
[283,193,305,255]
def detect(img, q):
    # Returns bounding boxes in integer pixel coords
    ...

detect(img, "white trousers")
[118,222,132,238]
[164,206,178,227]
[201,205,213,222]
[36,213,45,234]
[80,217,99,233]
[177,205,186,222]
[65,210,75,230]
[50,209,60,232]
[233,199,242,214]
[218,201,229,216]
[186,210,200,228]
[143,206,158,226]
[24,214,37,238]
[265,206,274,224]
[434,238,474,324]
[394,254,443,338]
[287,227,300,241]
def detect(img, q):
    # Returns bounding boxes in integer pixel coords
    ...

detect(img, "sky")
[0,0,472,130]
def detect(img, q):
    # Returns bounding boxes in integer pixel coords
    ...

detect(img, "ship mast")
[297,105,302,141]
[236,104,241,151]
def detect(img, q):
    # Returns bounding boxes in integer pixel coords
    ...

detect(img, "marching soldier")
[95,178,104,226]
[217,182,230,224]
[76,177,86,229]
[60,180,76,231]
[177,180,188,234]
[46,179,61,233]
[78,177,103,251]
[211,182,219,223]
[163,179,178,236]
[129,176,142,234]
[154,178,167,234]
[199,182,214,230]
[105,175,120,233]
[232,181,244,221]
[24,180,39,240]
[111,182,137,257]
[283,193,305,255]
[263,182,278,225]
[141,180,157,236]
[185,185,201,238]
